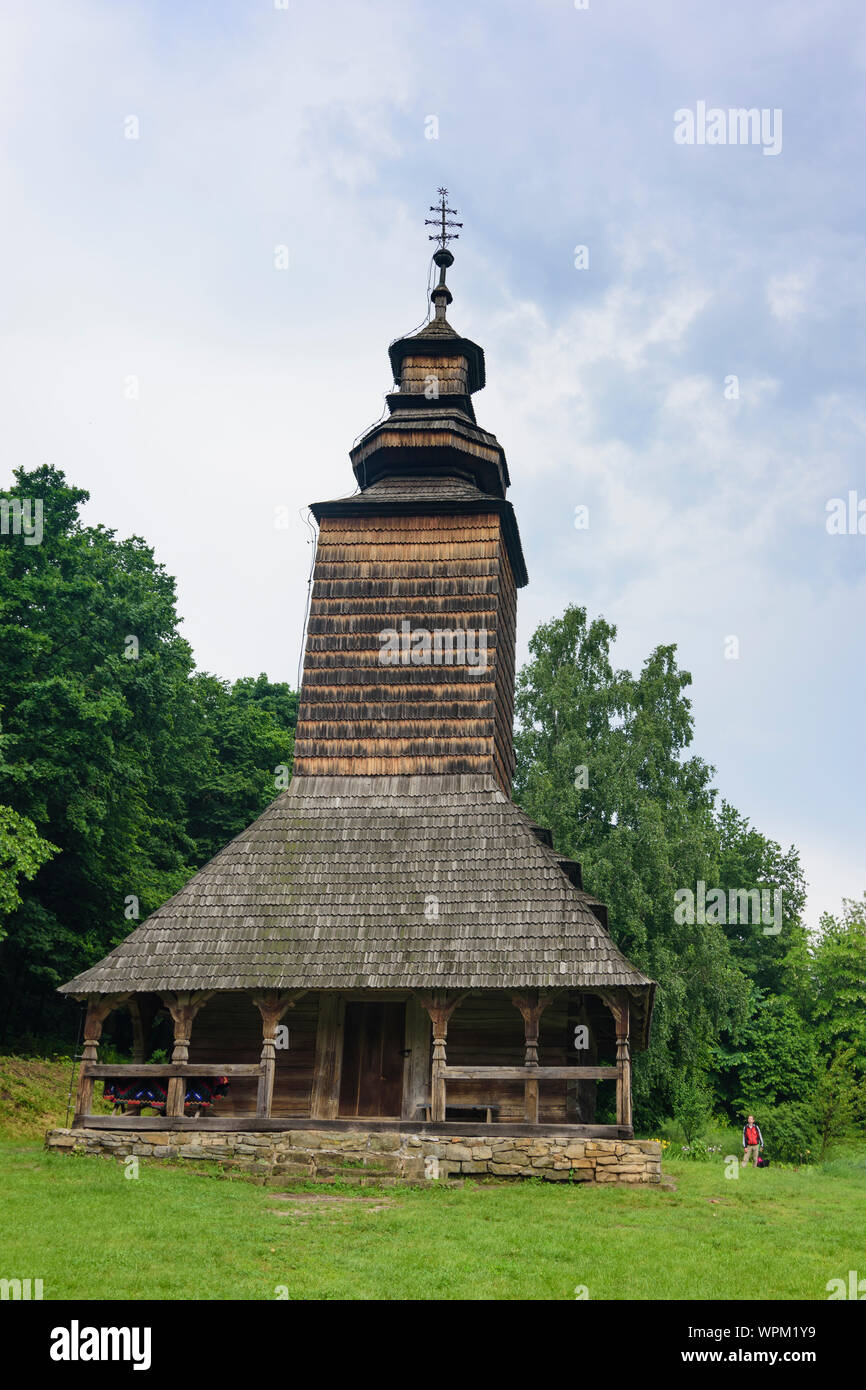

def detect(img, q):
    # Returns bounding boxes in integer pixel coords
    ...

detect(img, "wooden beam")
[252,991,304,1118]
[161,992,215,1117]
[74,994,129,1118]
[402,996,432,1120]
[84,1064,261,1078]
[511,990,555,1124]
[310,995,346,1120]
[441,1065,616,1081]
[416,991,467,1123]
[598,989,632,1129]
[75,1114,632,1137]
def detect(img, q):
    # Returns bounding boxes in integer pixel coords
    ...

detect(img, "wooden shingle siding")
[399,353,469,395]
[294,512,517,791]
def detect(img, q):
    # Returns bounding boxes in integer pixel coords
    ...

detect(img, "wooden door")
[338,1002,406,1117]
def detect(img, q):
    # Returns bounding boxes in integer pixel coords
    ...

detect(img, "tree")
[715,801,808,993]
[720,993,818,1111]
[183,673,297,865]
[0,466,298,1038]
[671,1069,713,1145]
[812,1049,863,1158]
[810,898,866,1072]
[513,604,749,1127]
[0,804,56,924]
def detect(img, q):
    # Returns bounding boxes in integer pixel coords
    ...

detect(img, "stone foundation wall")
[46,1128,662,1184]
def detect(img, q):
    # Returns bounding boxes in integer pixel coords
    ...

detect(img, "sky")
[1,0,864,929]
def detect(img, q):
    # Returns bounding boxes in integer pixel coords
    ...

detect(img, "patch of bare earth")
[268,1192,393,1218]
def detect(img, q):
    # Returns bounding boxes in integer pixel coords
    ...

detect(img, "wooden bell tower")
[294,191,528,791]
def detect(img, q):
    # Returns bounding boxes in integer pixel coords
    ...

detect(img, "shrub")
[671,1073,713,1144]
[759,1102,815,1165]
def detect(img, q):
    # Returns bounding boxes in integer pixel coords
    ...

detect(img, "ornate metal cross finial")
[425,187,462,250]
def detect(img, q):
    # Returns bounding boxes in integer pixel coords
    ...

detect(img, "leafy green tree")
[184,672,297,865]
[810,898,866,1072]
[759,1101,815,1165]
[0,466,297,1038]
[513,604,749,1127]
[721,993,818,1110]
[812,1048,863,1158]
[716,802,808,993]
[671,1069,714,1145]
[0,804,56,923]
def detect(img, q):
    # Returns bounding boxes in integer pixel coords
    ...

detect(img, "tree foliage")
[0,467,297,1036]
[513,604,823,1131]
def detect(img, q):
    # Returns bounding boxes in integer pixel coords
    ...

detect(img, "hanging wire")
[350,253,436,454]
[295,507,318,694]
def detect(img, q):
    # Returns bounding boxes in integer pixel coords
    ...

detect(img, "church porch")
[68,985,638,1139]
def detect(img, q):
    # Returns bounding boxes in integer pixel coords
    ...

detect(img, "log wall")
[188,992,319,1118]
[185,991,614,1124]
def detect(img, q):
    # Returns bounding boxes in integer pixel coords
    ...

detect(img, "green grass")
[3,1051,864,1300]
[0,1052,114,1139]
[2,1138,865,1300]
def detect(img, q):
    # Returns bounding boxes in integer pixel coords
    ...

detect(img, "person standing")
[742,1114,763,1165]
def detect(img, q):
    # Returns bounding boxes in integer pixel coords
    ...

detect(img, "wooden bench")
[417,1102,500,1124]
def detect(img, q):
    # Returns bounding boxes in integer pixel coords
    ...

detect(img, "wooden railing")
[441,1064,619,1125]
[77,1062,263,1119]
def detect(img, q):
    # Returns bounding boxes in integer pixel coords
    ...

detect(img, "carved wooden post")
[252,991,305,1118]
[615,997,631,1129]
[74,995,127,1119]
[512,991,554,1124]
[599,990,631,1130]
[417,992,466,1123]
[162,992,214,1117]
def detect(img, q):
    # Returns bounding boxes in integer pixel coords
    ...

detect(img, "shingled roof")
[61,774,655,1046]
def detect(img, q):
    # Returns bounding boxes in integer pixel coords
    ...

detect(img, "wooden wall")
[293,512,518,792]
[185,990,615,1124]
[188,992,319,1118]
[446,995,586,1124]
[398,352,469,397]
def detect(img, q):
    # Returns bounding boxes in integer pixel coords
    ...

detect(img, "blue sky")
[2,0,864,926]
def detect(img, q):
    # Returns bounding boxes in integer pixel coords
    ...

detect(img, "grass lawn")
[2,1138,865,1301]
[2,1052,864,1301]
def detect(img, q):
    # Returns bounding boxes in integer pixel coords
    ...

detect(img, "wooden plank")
[85,1064,262,1078]
[442,1066,616,1080]
[74,1115,633,1138]
[524,1077,539,1125]
[402,996,431,1119]
[310,995,345,1120]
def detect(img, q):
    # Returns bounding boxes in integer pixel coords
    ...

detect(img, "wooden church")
[59,194,655,1146]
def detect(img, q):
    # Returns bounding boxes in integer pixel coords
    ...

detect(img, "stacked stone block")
[46,1128,662,1185]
